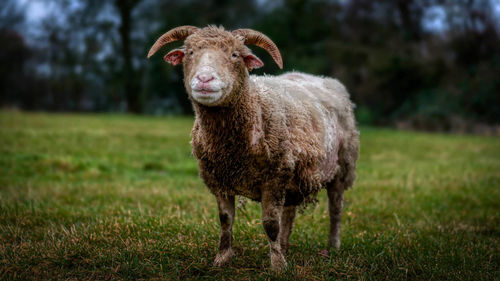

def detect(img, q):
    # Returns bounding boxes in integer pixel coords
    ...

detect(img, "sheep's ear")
[163,49,185,66]
[243,54,264,71]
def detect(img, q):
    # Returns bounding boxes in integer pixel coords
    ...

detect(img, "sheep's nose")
[196,74,214,83]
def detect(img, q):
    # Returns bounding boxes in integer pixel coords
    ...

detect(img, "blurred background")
[1,0,499,134]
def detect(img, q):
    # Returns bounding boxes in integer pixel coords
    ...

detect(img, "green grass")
[0,111,498,280]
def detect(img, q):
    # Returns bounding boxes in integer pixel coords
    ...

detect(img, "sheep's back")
[251,72,356,186]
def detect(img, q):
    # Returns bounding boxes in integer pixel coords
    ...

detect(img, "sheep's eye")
[189,50,194,56]
[232,53,238,58]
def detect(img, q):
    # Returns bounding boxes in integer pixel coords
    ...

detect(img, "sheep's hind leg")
[279,205,296,254]
[261,189,286,271]
[327,179,344,249]
[213,195,235,267]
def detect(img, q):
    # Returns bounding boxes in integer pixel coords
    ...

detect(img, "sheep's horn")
[147,26,199,58]
[232,29,283,69]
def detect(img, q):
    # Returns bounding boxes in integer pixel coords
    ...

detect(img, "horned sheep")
[147,25,359,271]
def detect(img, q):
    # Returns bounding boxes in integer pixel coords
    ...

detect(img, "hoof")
[213,249,234,267]
[329,237,341,249]
[270,251,287,272]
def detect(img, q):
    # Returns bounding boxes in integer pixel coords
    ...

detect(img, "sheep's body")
[255,72,358,191]
[192,72,358,206]
[148,25,359,270]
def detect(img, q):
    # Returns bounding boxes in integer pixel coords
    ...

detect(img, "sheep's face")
[163,30,263,106]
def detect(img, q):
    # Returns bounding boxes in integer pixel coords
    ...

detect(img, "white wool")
[250,72,355,182]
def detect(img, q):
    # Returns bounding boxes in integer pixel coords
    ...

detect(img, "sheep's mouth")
[192,87,222,95]
[195,89,218,95]
[190,78,228,105]
[191,87,224,105]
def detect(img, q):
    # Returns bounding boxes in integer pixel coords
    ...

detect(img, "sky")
[16,0,500,34]
[20,0,50,23]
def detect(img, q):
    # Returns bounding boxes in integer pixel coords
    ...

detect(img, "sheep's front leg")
[261,190,286,270]
[213,195,235,267]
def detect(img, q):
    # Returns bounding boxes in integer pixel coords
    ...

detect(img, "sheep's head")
[147,26,282,106]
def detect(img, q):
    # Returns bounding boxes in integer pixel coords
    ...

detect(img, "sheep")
[147,25,359,271]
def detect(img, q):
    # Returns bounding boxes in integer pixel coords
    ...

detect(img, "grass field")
[0,111,498,280]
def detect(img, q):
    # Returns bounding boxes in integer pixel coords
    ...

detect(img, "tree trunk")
[116,0,141,113]
[396,0,421,41]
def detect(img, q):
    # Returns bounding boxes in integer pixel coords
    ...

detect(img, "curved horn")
[232,29,283,69]
[147,26,199,58]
